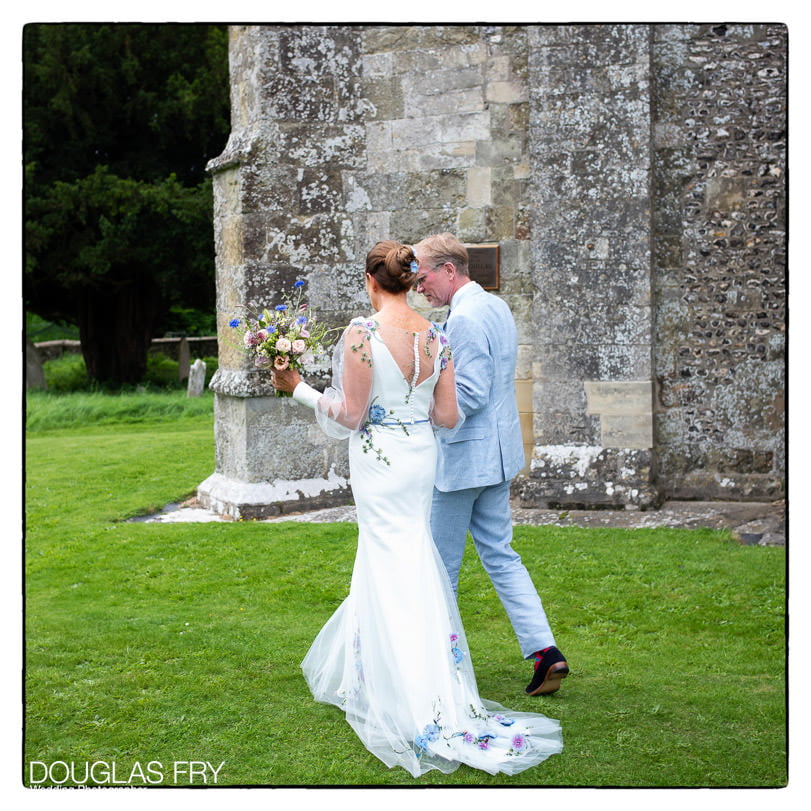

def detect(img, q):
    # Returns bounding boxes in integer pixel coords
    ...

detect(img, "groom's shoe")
[525,646,569,696]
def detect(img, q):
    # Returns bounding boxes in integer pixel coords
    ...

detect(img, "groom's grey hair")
[414,233,469,276]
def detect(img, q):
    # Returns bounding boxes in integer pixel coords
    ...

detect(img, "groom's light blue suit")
[431,281,556,660]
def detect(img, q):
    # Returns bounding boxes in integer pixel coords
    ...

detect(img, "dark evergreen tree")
[24,24,230,385]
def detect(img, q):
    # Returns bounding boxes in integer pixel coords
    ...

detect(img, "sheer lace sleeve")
[293,319,374,438]
[429,330,465,433]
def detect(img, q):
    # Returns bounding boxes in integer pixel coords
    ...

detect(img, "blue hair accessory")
[410,260,419,273]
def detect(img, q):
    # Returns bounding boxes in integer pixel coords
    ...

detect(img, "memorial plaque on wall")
[465,243,500,290]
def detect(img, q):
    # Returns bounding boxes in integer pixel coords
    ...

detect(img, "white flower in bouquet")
[228,280,336,396]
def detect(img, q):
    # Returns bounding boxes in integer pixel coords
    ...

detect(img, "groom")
[413,233,569,696]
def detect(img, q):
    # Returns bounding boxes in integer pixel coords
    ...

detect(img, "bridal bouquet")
[228,280,334,396]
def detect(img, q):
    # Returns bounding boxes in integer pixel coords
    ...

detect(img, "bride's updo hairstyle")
[365,240,418,294]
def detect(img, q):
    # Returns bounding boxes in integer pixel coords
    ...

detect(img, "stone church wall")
[200,23,785,518]
[650,24,786,502]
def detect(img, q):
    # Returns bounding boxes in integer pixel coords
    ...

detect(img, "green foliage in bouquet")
[228,280,336,396]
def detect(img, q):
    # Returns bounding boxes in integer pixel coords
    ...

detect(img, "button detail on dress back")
[408,332,419,423]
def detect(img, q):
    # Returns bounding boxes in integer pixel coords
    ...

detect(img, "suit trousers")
[430,480,556,659]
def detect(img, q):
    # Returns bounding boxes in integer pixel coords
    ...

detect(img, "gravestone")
[186,358,206,397]
[26,340,47,390]
[178,337,191,382]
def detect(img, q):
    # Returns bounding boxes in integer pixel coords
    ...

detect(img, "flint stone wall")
[650,24,786,502]
[199,23,785,518]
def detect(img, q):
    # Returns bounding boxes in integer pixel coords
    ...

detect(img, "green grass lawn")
[23,393,787,787]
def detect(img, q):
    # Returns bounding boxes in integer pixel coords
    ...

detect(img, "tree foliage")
[24,24,230,384]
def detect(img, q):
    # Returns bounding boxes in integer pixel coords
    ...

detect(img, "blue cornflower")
[275,304,288,311]
[229,318,241,328]
[368,404,387,424]
[296,316,307,325]
[294,280,306,287]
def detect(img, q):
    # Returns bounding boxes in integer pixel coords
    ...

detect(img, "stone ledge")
[134,495,785,545]
[209,368,276,398]
[523,445,658,509]
[197,470,352,520]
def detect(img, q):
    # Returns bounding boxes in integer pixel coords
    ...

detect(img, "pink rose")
[243,331,258,347]
[274,355,290,370]
[291,339,306,354]
[276,337,292,353]
[256,329,269,342]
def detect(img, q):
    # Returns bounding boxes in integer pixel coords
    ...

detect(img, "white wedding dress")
[293,317,563,777]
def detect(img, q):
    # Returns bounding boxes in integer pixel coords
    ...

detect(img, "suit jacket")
[435,281,525,492]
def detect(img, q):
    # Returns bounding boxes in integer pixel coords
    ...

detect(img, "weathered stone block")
[599,414,653,449]
[466,167,492,208]
[215,214,245,270]
[456,207,486,240]
[585,381,653,415]
[521,444,658,509]
[515,344,534,380]
[515,379,533,412]
[279,123,366,169]
[408,85,485,118]
[416,142,478,172]
[405,170,467,209]
[486,80,528,104]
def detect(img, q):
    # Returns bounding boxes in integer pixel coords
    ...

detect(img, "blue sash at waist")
[378,419,430,426]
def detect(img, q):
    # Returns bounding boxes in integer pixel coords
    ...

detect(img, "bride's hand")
[270,367,302,393]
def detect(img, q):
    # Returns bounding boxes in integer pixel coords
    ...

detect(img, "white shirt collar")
[449,280,481,310]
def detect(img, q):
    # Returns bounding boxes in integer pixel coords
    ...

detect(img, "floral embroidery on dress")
[509,734,529,755]
[468,704,489,721]
[439,338,452,371]
[336,627,364,707]
[426,326,453,371]
[368,402,386,423]
[412,693,533,760]
[359,396,409,465]
[450,633,464,665]
[451,716,530,754]
[348,318,377,367]
[413,700,447,758]
[414,721,441,755]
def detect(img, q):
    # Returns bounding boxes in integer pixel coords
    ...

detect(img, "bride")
[271,241,562,777]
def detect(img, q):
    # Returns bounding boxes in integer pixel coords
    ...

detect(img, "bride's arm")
[276,322,373,433]
[430,355,459,429]
[328,329,373,430]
